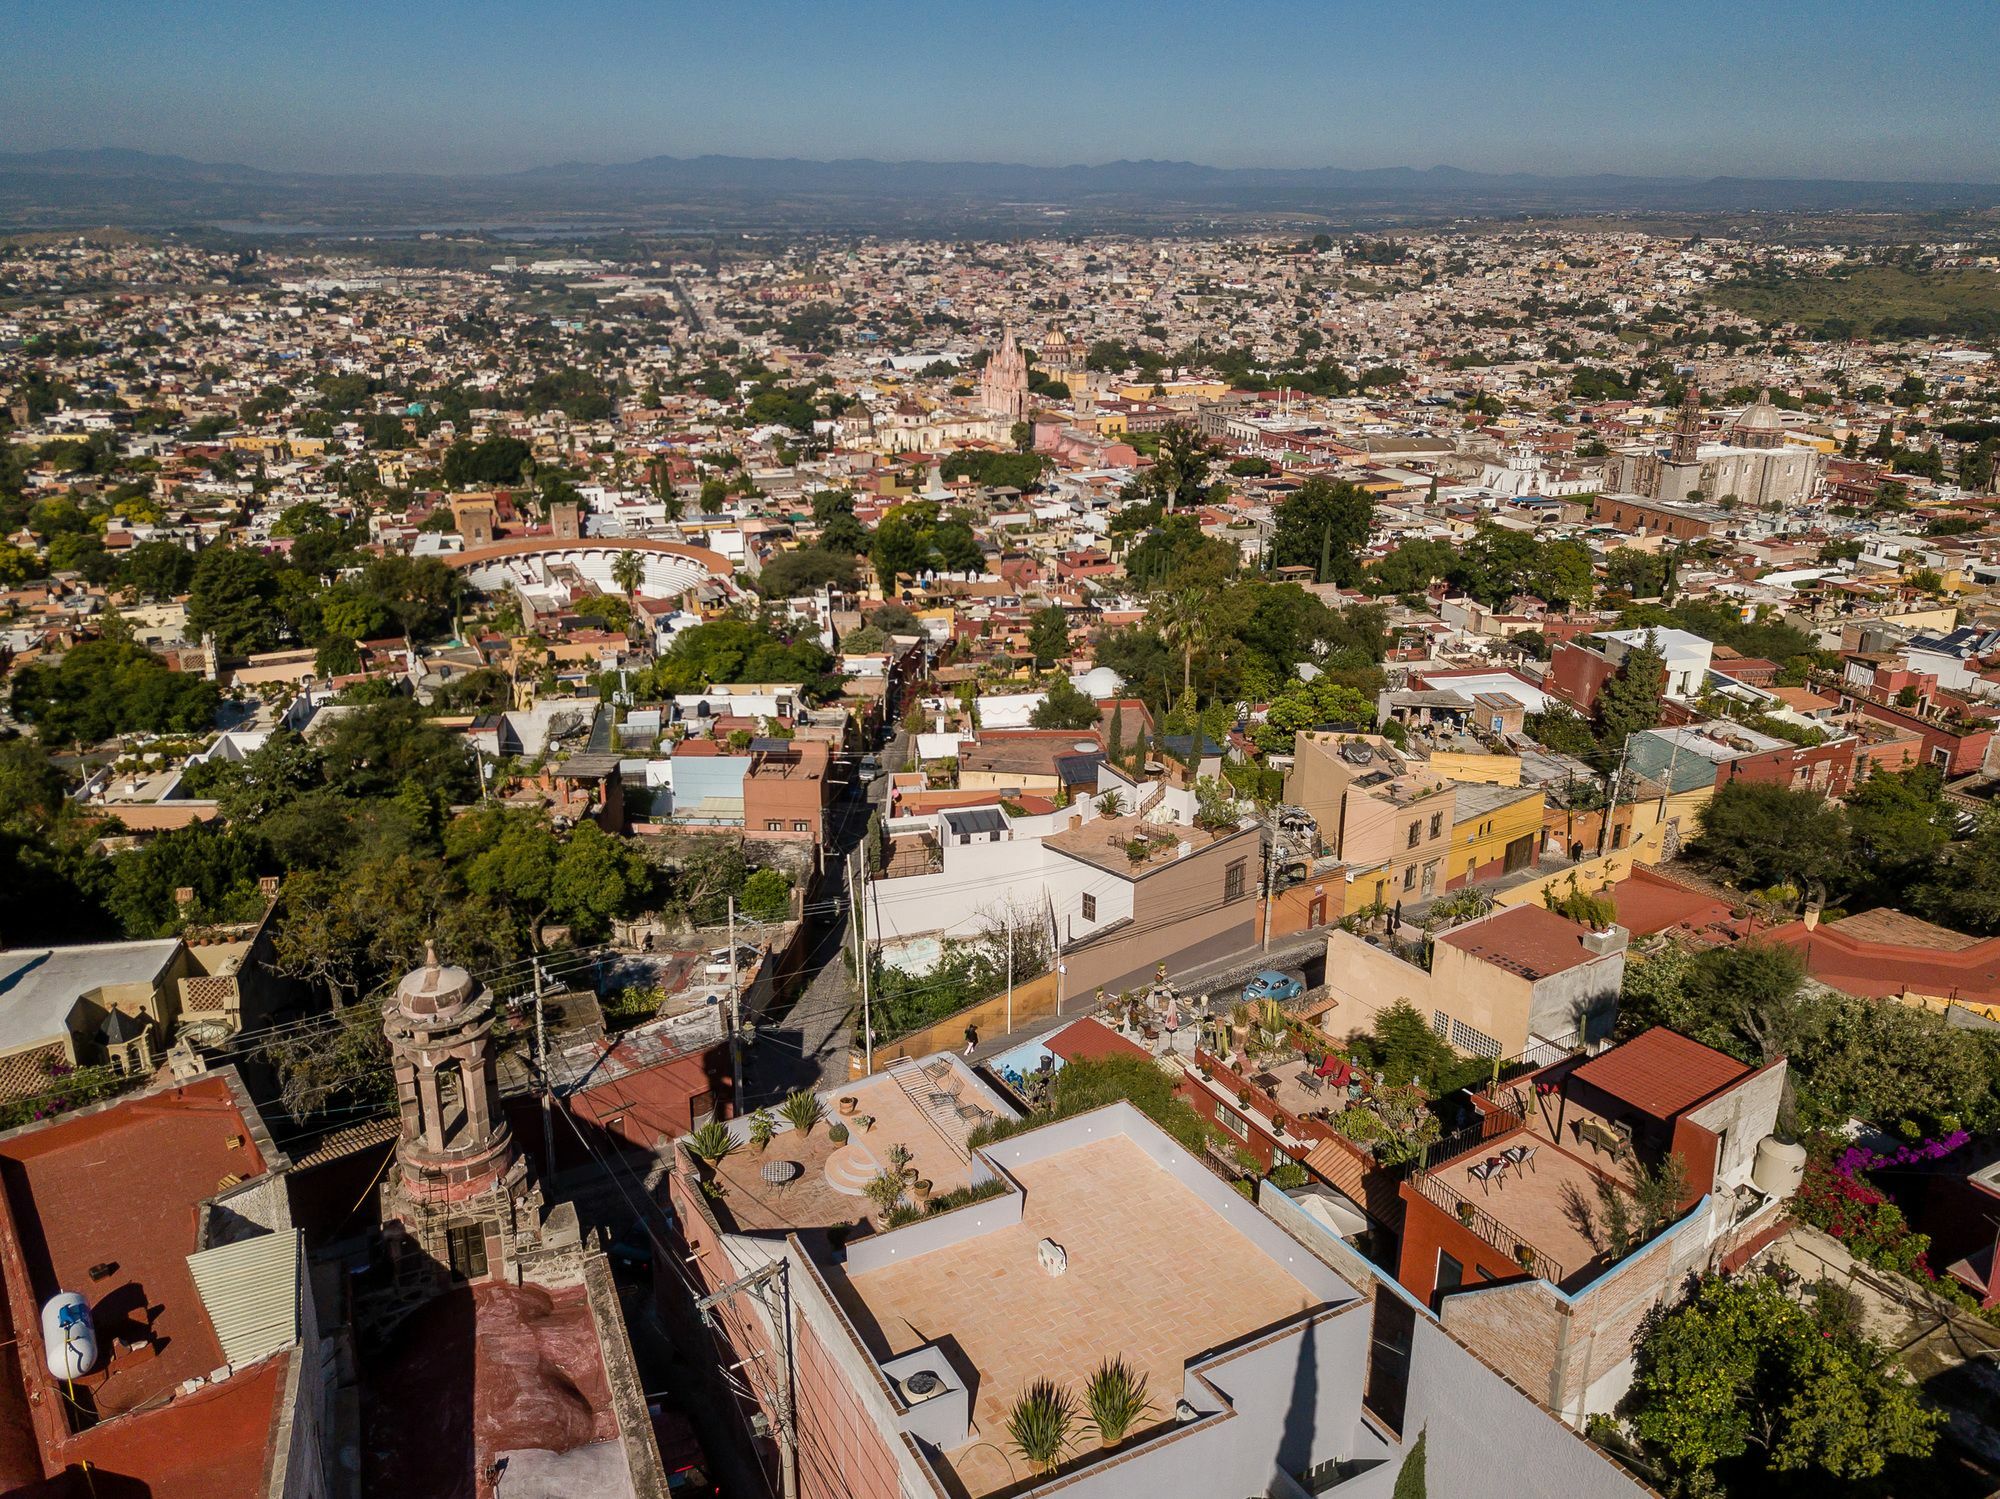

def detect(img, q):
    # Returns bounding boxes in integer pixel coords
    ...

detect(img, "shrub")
[828,1122,849,1145]
[1268,1162,1309,1191]
[747,1110,775,1150]
[863,1170,907,1216]
[964,1054,1221,1157]
[925,1178,1009,1215]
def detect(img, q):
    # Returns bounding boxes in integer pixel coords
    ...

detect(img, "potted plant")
[1006,1378,1077,1476]
[686,1121,736,1165]
[1083,1356,1153,1449]
[828,1122,850,1146]
[1236,1087,1252,1109]
[747,1110,775,1152]
[913,1178,933,1202]
[1514,1243,1536,1270]
[838,1095,859,1116]
[863,1170,906,1223]
[853,1114,874,1133]
[887,1142,913,1174]
[1456,1200,1476,1227]
[779,1089,824,1138]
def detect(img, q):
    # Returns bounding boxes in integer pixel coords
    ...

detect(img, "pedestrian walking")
[963,1023,978,1056]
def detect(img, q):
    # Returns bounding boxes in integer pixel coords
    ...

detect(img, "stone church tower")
[979,326,1029,421]
[377,947,550,1293]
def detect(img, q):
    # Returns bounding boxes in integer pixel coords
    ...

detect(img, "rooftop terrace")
[828,1110,1347,1498]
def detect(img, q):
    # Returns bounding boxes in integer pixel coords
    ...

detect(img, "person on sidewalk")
[963,1023,979,1056]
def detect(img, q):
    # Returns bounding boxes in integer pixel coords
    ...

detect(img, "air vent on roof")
[903,1370,943,1399]
[1340,743,1375,765]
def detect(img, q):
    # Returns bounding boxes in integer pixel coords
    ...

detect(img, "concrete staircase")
[886,1058,979,1163]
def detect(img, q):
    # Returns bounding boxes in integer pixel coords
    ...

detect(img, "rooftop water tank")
[1752,1136,1806,1199]
[42,1292,96,1381]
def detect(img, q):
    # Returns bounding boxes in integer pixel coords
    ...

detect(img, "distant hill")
[2,147,1997,230]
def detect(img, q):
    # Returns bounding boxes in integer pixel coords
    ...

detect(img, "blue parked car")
[1242,970,1304,1004]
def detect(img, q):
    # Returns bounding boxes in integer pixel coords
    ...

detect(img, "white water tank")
[41,1292,96,1380]
[1752,1136,1806,1198]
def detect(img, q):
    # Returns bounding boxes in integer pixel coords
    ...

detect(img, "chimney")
[1580,925,1628,958]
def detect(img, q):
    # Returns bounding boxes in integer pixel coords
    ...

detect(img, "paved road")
[739,730,906,1102]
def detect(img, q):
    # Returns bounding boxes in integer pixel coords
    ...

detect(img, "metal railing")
[1398,1103,1524,1178]
[1408,1167,1565,1285]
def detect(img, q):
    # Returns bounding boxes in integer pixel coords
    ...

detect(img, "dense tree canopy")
[8,640,219,744]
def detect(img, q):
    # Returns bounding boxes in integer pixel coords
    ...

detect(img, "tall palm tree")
[610,550,645,599]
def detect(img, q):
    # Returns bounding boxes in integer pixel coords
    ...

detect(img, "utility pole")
[697,1261,798,1499]
[857,848,873,1076]
[1004,909,1014,1037]
[1262,811,1278,952]
[534,959,554,1172]
[727,897,742,1106]
[1598,737,1632,859]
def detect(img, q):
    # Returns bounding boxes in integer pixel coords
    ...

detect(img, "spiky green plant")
[1083,1356,1153,1446]
[686,1120,736,1164]
[1006,1378,1077,1474]
[779,1089,824,1136]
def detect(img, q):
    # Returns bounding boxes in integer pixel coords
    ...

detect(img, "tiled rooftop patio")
[1425,1127,1642,1290]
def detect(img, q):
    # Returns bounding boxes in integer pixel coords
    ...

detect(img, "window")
[1217,1105,1249,1140]
[1402,864,1417,892]
[1449,1018,1500,1058]
[793,820,810,832]
[1432,1009,1450,1037]
[1435,1249,1464,1297]
[765,820,782,831]
[1224,860,1246,902]
[1081,893,1097,921]
[1429,812,1443,839]
[1407,822,1422,849]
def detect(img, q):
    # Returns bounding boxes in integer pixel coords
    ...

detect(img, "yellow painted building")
[1446,784,1546,887]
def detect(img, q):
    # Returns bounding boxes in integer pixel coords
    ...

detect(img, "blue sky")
[7,0,1998,181]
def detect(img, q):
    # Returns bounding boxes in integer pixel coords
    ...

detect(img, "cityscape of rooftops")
[2,4,1999,1498]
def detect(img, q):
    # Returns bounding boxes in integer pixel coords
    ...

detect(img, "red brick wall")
[1548,642,1615,714]
[793,1306,904,1499]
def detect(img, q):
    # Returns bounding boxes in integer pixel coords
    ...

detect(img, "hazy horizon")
[8,0,1999,184]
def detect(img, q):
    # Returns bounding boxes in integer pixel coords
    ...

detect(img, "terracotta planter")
[902,1167,920,1185]
[838,1097,858,1116]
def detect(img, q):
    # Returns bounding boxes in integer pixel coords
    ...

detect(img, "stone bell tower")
[378,947,546,1290]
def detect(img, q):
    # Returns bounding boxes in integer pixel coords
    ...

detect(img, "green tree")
[870,514,930,595]
[119,540,197,602]
[1027,606,1071,669]
[1616,941,1818,1066]
[1622,1272,1938,1486]
[1845,764,1953,897]
[1916,812,2000,934]
[8,639,219,744]
[1270,478,1374,585]
[1253,677,1375,754]
[1594,633,1668,747]
[187,545,281,657]
[1688,780,1851,897]
[1030,678,1100,731]
[610,550,645,598]
[740,867,792,922]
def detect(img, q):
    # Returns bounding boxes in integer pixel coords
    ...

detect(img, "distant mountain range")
[3,147,1997,231]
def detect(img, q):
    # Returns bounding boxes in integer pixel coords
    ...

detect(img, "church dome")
[1738,391,1782,429]
[395,944,477,1020]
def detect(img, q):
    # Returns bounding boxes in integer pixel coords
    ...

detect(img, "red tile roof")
[1570,1028,1754,1120]
[1436,904,1602,980]
[1044,1017,1149,1065]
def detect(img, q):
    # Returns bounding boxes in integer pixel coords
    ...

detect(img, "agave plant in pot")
[1083,1356,1152,1449]
[779,1088,824,1138]
[1006,1377,1077,1476]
